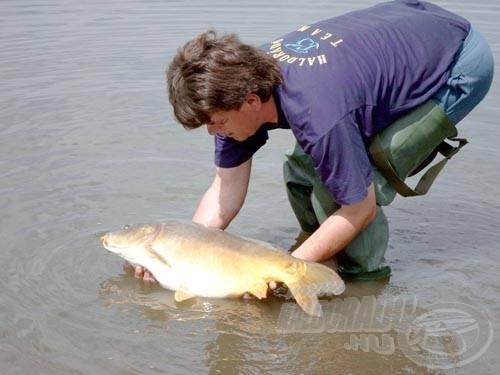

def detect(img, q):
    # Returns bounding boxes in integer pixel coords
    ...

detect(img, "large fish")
[101,221,345,316]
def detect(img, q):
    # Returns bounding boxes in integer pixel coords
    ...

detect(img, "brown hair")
[167,30,282,129]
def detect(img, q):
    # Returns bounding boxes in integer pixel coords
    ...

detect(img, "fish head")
[101,223,162,264]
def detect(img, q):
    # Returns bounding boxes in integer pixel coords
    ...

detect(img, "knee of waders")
[371,100,460,205]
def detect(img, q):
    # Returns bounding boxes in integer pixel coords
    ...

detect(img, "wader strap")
[370,136,468,197]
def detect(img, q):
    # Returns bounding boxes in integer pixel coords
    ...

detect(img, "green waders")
[283,101,464,281]
[283,142,391,280]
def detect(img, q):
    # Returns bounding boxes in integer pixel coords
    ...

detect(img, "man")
[133,0,493,284]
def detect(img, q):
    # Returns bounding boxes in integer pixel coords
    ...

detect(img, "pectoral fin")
[174,290,195,302]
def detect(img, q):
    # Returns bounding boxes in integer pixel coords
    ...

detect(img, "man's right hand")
[123,261,157,283]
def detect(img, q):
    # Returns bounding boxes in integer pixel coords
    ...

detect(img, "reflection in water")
[99,275,178,320]
[98,270,458,373]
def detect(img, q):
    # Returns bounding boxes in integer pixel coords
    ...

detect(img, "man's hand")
[123,261,157,283]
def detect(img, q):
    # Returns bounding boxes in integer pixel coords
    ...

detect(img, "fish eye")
[123,224,131,230]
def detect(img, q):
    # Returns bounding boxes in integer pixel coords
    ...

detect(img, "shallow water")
[1,0,499,373]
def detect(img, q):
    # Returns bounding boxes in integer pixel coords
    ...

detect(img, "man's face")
[206,95,262,141]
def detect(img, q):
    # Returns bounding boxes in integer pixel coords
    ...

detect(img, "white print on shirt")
[267,25,344,67]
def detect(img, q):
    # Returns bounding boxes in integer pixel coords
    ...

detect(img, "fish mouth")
[101,234,120,253]
[101,235,111,249]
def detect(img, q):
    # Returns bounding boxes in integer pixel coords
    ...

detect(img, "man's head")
[166,30,282,135]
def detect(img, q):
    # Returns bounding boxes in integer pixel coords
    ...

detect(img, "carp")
[101,221,345,316]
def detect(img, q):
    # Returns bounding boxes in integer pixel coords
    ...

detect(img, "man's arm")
[291,182,377,262]
[193,158,252,229]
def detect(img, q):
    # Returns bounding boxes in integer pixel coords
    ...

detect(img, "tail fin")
[283,261,345,317]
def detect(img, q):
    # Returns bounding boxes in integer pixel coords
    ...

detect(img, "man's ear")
[245,93,262,111]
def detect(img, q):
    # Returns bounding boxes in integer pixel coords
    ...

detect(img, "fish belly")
[169,257,271,298]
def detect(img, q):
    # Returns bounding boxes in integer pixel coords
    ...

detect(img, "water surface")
[1,0,499,373]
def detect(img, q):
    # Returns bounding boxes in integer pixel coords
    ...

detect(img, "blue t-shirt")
[214,0,470,205]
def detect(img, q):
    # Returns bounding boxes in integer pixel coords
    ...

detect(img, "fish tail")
[283,261,345,317]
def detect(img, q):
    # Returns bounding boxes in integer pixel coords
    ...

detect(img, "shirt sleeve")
[305,115,373,205]
[214,126,269,168]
